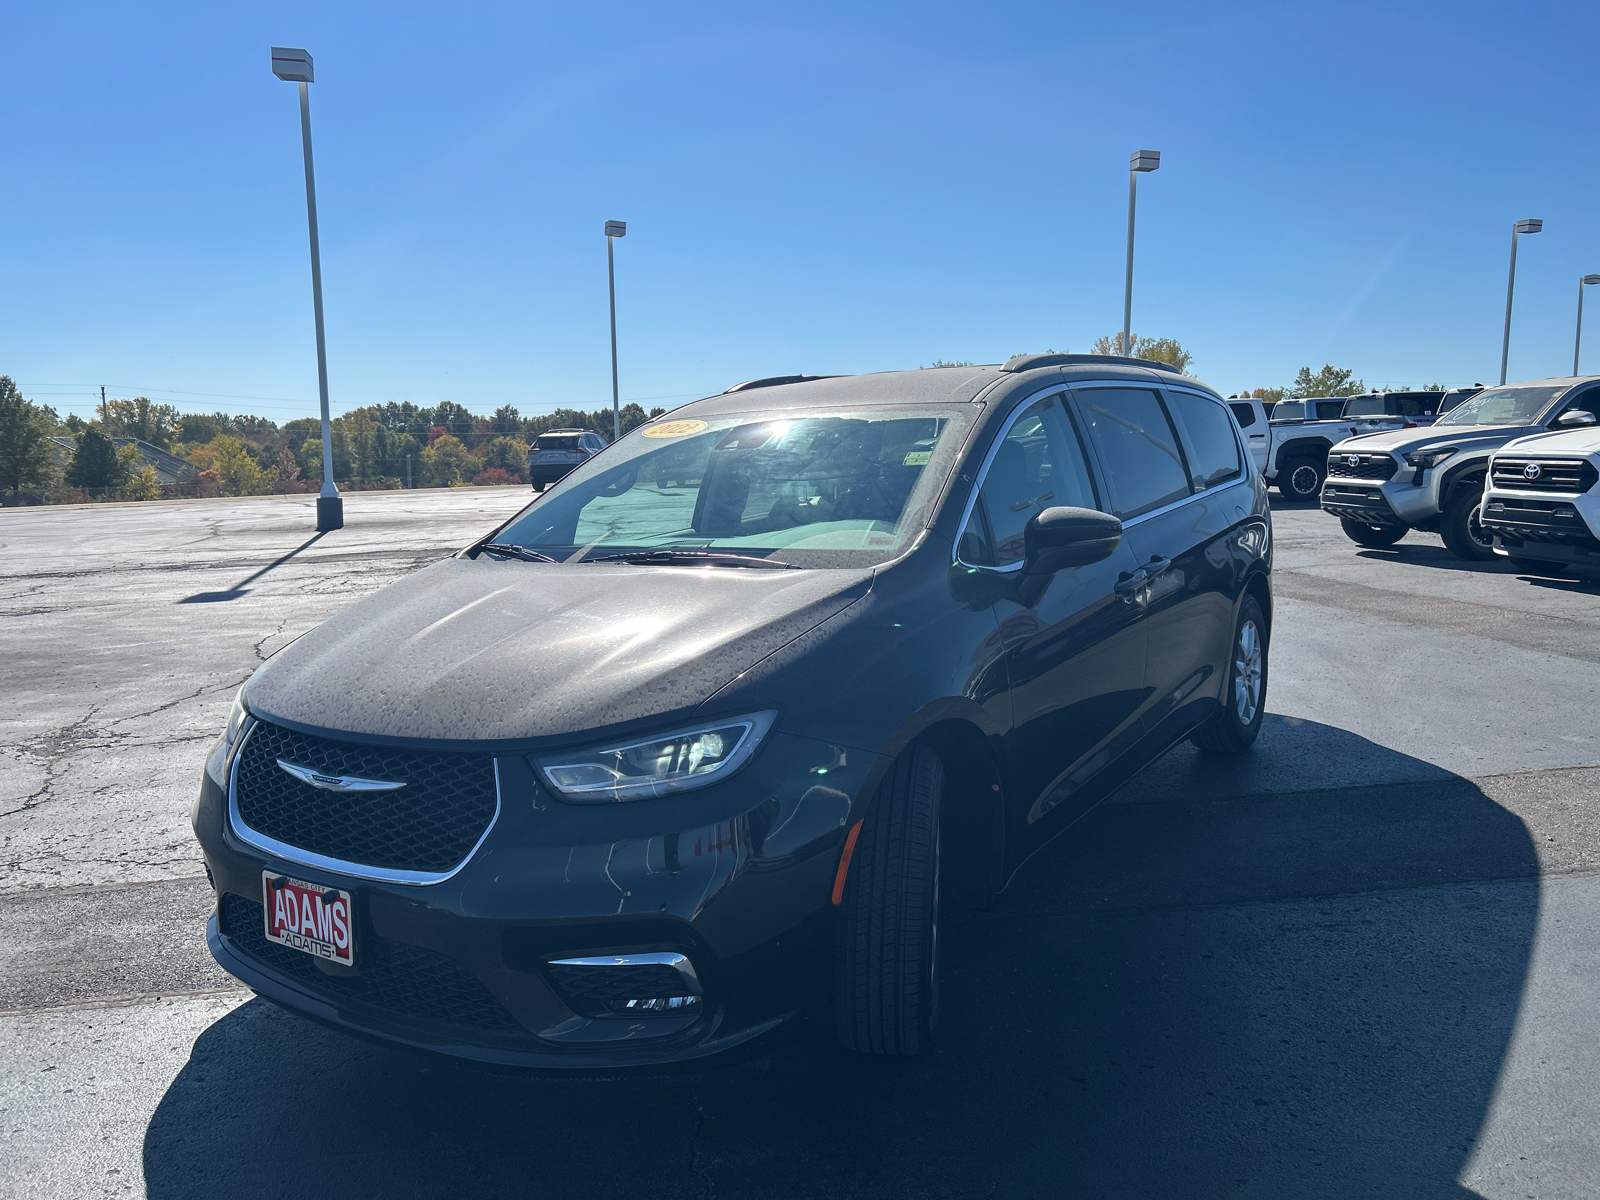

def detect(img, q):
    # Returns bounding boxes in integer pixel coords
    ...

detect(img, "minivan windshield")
[1436,385,1567,427]
[492,406,975,569]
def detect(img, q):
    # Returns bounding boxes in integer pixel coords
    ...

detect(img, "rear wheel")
[1190,594,1268,756]
[1441,483,1495,561]
[835,744,943,1056]
[1276,457,1325,502]
[1340,518,1407,547]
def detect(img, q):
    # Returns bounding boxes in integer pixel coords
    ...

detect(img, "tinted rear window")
[1228,402,1257,429]
[1314,400,1346,420]
[1166,393,1243,492]
[1343,397,1384,417]
[536,434,583,450]
[1073,388,1191,520]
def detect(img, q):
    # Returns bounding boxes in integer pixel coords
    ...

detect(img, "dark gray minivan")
[195,354,1273,1069]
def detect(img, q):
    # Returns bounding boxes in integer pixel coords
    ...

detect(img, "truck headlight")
[1403,447,1458,469]
[535,711,777,802]
[224,687,249,756]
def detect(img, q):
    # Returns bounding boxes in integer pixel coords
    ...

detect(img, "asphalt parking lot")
[3,487,1600,1199]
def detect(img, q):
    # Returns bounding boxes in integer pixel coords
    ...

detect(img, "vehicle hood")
[244,557,872,745]
[1331,424,1537,456]
[1494,427,1600,457]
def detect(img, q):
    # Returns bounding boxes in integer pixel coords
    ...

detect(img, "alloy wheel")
[1234,619,1264,725]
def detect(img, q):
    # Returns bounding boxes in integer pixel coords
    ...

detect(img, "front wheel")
[1340,517,1407,547]
[835,744,942,1056]
[1190,593,1268,756]
[1276,457,1325,503]
[1440,484,1495,561]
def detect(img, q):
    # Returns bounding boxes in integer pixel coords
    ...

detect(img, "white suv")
[1480,417,1600,575]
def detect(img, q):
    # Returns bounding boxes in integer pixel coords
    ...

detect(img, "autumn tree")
[1090,334,1193,373]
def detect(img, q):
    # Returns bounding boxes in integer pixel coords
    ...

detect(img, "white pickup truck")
[1261,397,1355,501]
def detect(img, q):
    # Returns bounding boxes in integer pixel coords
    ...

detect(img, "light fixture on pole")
[604,220,626,442]
[1575,274,1600,376]
[271,46,341,532]
[1499,218,1543,387]
[1122,149,1161,358]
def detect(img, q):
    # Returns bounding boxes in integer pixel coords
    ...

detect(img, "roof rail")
[1000,353,1183,376]
[722,375,839,394]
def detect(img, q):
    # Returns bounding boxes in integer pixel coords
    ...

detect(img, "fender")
[1437,454,1491,507]
[1273,435,1333,473]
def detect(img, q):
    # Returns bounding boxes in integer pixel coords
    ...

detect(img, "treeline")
[0,375,668,503]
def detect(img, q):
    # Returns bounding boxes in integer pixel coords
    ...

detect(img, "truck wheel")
[1339,518,1407,547]
[1190,593,1268,756]
[1276,457,1324,502]
[1441,484,1495,561]
[835,744,942,1056]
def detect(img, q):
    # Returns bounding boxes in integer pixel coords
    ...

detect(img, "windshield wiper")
[585,550,798,570]
[479,543,559,563]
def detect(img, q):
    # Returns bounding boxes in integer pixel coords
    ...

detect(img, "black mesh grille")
[1326,452,1399,481]
[546,962,699,1017]
[1491,458,1599,494]
[219,893,521,1032]
[234,721,497,874]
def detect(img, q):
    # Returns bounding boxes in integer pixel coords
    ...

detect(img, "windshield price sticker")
[263,872,354,963]
[642,420,708,439]
[902,450,932,465]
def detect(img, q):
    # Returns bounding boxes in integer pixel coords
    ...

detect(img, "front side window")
[494,406,974,569]
[1073,387,1191,520]
[1165,392,1243,492]
[956,393,1097,569]
[1437,385,1569,427]
[1554,388,1600,422]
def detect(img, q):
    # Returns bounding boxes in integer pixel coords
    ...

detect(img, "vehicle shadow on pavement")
[142,718,1536,1200]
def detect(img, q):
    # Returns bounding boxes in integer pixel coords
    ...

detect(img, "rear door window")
[1228,402,1257,429]
[957,393,1098,568]
[1166,392,1243,492]
[1072,387,1191,521]
[1314,400,1347,420]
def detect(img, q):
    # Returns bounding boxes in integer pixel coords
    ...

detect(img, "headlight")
[535,711,777,803]
[1403,447,1458,469]
[223,687,249,756]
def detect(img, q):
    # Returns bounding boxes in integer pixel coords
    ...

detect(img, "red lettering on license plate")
[262,872,354,963]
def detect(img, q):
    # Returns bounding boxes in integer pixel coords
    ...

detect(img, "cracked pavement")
[3,492,1600,1199]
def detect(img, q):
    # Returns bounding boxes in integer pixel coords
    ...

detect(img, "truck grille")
[1481,498,1598,545]
[219,893,521,1032]
[1326,452,1399,481]
[233,721,498,875]
[1490,458,1598,494]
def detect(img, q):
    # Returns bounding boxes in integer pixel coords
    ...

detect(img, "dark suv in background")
[195,354,1273,1069]
[528,428,608,490]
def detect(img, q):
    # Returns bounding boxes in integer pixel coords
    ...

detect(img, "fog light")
[545,952,704,1018]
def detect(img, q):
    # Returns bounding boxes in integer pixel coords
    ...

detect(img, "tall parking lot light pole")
[1122,150,1161,357]
[1574,274,1600,376]
[1500,218,1543,387]
[605,220,626,441]
[271,47,341,532]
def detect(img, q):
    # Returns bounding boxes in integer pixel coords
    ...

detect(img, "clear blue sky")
[3,1,1597,422]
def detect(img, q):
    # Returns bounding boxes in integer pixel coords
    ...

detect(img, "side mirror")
[1024,506,1123,576]
[1553,409,1598,429]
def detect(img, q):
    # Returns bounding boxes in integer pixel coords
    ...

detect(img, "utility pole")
[100,385,107,425]
[605,220,626,441]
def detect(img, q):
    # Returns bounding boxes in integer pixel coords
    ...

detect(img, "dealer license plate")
[262,871,355,964]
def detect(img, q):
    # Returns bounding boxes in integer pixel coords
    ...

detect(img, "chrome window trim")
[226,718,503,887]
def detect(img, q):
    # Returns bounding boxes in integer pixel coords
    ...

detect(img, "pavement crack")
[687,1087,715,1199]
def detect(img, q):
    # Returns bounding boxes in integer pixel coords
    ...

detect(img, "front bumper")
[1483,488,1600,566]
[195,728,880,1070]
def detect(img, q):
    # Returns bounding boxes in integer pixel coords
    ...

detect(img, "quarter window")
[957,394,1097,568]
[1166,393,1243,492]
[1072,387,1191,520]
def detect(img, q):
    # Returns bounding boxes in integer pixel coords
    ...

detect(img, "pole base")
[316,496,344,532]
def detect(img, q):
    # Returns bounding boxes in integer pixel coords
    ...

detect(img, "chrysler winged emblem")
[1524,462,1542,481]
[1346,454,1360,468]
[276,759,406,792]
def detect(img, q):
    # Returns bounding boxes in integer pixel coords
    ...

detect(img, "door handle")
[1113,569,1147,598]
[1143,555,1173,578]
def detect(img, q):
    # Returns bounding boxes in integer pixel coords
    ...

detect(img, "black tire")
[1508,556,1569,576]
[1190,593,1268,756]
[531,481,545,493]
[835,744,943,1056]
[1340,517,1407,547]
[1276,456,1324,502]
[1440,483,1495,561]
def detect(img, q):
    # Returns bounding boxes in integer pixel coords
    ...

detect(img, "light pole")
[271,47,341,532]
[604,220,626,441]
[1122,150,1161,357]
[1499,218,1543,387]
[1575,274,1600,376]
